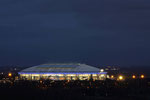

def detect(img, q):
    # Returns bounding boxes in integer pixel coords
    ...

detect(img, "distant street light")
[111,75,114,79]
[140,75,145,79]
[8,73,12,77]
[132,75,136,79]
[118,75,124,81]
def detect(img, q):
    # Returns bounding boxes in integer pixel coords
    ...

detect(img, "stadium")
[18,63,107,80]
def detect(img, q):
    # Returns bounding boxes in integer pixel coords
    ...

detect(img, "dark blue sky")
[0,0,150,66]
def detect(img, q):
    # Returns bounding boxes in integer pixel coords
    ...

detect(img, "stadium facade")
[18,63,107,80]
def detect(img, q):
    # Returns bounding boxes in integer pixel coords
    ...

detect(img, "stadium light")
[100,69,104,72]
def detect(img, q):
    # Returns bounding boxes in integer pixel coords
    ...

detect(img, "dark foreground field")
[0,79,150,100]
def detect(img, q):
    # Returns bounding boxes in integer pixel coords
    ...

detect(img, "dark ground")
[0,79,150,100]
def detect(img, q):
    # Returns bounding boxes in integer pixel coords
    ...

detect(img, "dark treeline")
[0,79,150,100]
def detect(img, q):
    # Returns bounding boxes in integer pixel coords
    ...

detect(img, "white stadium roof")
[19,63,107,74]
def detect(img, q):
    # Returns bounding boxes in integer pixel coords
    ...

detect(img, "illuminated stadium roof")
[19,63,107,74]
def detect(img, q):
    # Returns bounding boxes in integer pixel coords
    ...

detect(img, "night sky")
[0,0,150,66]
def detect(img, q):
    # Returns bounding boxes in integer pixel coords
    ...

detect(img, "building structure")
[18,63,107,80]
